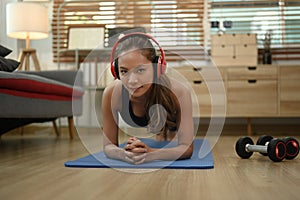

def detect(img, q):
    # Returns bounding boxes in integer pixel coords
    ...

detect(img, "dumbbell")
[235,136,286,162]
[257,135,299,160]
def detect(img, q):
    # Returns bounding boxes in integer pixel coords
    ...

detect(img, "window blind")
[52,0,209,63]
[210,0,300,61]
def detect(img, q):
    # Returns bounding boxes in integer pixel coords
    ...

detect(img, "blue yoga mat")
[65,139,214,169]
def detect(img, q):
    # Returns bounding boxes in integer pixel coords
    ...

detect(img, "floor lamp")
[6,2,48,71]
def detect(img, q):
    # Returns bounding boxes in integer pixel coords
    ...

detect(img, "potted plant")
[262,31,272,64]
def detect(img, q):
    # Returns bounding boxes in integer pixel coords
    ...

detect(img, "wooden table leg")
[68,117,75,140]
[52,120,60,137]
[247,117,252,136]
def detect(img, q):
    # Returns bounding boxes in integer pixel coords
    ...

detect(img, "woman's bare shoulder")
[102,80,123,109]
[103,80,122,96]
[169,77,190,96]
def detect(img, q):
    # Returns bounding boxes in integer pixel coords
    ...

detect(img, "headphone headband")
[110,32,166,79]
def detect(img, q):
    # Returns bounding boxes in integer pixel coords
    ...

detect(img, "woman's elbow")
[179,144,193,160]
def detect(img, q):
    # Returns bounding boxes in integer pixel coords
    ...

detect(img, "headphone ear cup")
[111,59,120,79]
[111,61,116,78]
[154,56,166,78]
[153,56,160,78]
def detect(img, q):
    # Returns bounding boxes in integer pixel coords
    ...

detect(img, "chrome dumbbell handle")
[246,144,268,154]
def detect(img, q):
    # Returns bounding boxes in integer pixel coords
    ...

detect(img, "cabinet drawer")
[280,66,300,80]
[235,44,257,56]
[211,34,240,45]
[211,33,256,45]
[227,80,278,116]
[172,66,226,81]
[212,56,257,67]
[227,66,277,80]
[280,79,300,115]
[191,81,226,117]
[171,68,201,81]
[211,45,234,56]
[240,34,257,44]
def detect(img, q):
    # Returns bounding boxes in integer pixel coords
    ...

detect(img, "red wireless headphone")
[110,32,166,79]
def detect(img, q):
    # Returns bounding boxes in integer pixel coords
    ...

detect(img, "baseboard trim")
[3,122,300,137]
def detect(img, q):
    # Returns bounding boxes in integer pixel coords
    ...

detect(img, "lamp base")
[18,48,41,71]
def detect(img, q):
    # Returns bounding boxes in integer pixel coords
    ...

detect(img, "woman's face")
[118,49,154,98]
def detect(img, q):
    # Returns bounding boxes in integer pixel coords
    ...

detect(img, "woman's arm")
[101,82,127,161]
[126,80,195,163]
[101,82,154,164]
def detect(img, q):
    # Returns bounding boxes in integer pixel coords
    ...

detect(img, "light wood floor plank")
[0,132,299,200]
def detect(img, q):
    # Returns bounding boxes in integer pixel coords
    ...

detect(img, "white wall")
[1,0,18,59]
[1,0,57,70]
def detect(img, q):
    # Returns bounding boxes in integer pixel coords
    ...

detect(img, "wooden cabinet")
[226,65,278,116]
[279,66,300,115]
[169,64,300,119]
[168,64,300,135]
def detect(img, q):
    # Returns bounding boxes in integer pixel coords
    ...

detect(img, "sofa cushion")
[0,45,12,57]
[0,56,20,72]
[0,71,84,101]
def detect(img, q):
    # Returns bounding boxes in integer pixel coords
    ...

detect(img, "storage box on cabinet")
[280,66,300,115]
[211,33,257,67]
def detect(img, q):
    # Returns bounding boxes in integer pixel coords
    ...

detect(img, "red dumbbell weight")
[257,135,299,160]
[282,137,299,160]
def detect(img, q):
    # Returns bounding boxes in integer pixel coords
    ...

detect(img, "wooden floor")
[0,128,300,200]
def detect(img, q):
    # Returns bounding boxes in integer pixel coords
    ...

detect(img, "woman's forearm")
[104,144,125,161]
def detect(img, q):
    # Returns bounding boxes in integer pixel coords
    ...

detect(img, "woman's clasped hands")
[124,137,152,165]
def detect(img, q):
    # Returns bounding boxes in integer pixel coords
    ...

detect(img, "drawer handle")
[248,80,257,83]
[193,67,202,71]
[193,80,202,84]
[248,66,257,70]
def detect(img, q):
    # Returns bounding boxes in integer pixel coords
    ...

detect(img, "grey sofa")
[0,70,84,139]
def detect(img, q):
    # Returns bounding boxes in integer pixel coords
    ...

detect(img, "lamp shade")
[6,2,48,40]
